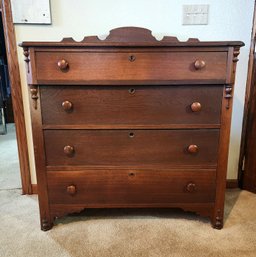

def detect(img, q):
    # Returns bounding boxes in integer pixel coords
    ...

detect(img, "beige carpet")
[0,123,21,189]
[0,189,256,257]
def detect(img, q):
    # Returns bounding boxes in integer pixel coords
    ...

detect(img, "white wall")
[14,0,254,183]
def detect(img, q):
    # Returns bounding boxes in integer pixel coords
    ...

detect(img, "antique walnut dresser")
[20,27,244,230]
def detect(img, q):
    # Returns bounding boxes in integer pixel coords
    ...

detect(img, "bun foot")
[41,218,53,231]
[212,210,223,229]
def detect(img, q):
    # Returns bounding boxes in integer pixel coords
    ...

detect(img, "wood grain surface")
[40,85,223,126]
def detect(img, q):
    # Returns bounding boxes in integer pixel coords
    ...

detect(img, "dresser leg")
[41,218,53,231]
[211,210,223,229]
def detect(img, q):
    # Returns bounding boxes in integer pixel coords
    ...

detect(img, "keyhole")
[129,172,135,177]
[129,88,135,94]
[129,55,136,62]
[129,132,135,138]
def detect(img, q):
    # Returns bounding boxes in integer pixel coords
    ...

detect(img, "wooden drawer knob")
[188,144,199,154]
[67,185,76,196]
[64,145,75,156]
[194,60,206,70]
[57,59,69,71]
[186,182,196,193]
[191,102,202,112]
[62,100,73,111]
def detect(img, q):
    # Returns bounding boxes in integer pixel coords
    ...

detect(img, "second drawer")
[40,85,223,127]
[44,129,220,167]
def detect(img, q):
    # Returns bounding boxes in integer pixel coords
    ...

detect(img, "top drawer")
[34,51,227,84]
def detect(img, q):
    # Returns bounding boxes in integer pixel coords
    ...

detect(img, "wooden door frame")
[1,0,32,194]
[238,1,256,189]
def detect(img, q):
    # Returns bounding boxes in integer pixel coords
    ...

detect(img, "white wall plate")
[11,0,51,24]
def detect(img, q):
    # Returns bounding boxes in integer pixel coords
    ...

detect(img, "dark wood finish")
[28,85,52,230]
[20,27,243,230]
[239,3,256,192]
[40,85,223,126]
[1,0,31,194]
[240,53,256,192]
[47,170,216,205]
[211,46,241,229]
[20,27,244,48]
[35,51,227,84]
[31,179,238,195]
[44,129,219,167]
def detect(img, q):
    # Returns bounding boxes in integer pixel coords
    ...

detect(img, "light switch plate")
[183,5,209,25]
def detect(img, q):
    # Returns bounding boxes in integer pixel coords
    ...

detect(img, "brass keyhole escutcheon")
[129,55,136,62]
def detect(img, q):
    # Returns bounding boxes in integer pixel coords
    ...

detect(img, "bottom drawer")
[47,169,216,205]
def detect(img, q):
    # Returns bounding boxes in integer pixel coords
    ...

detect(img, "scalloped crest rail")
[20,26,244,47]
[20,27,244,230]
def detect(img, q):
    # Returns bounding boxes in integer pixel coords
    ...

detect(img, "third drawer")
[44,129,220,167]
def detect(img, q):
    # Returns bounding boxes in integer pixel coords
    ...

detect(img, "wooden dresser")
[20,27,243,230]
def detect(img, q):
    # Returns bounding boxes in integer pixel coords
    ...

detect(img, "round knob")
[194,60,206,70]
[191,102,202,112]
[186,182,196,193]
[62,100,73,111]
[64,145,75,156]
[187,144,199,154]
[57,59,69,71]
[67,185,76,196]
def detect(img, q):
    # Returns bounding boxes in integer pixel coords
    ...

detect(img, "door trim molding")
[238,2,256,188]
[1,0,32,194]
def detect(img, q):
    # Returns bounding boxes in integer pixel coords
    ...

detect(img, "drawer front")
[35,51,227,83]
[44,129,219,167]
[47,170,216,205]
[41,85,223,126]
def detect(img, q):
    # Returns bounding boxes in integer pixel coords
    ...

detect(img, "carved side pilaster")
[232,47,240,77]
[225,85,233,109]
[23,47,30,73]
[30,86,38,110]
[233,48,240,63]
[224,46,241,109]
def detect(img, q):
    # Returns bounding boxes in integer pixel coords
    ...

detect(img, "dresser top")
[20,27,244,48]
